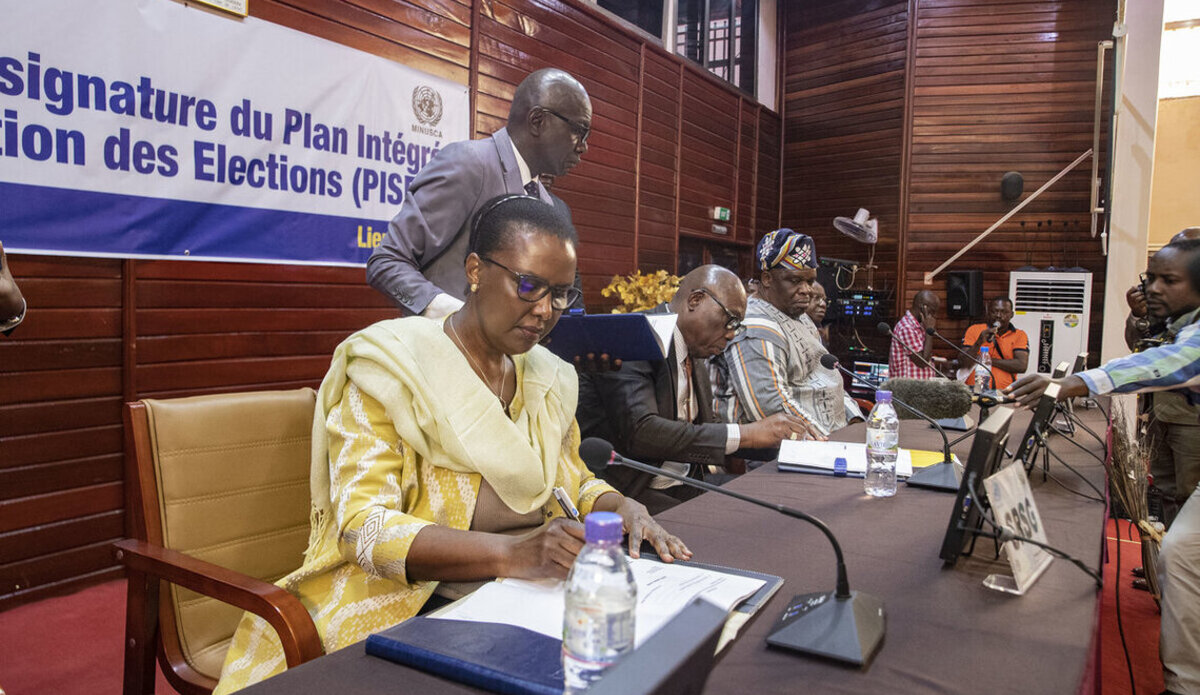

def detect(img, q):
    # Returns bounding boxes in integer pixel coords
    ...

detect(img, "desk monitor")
[853,360,889,388]
[588,598,726,695]
[939,408,1014,566]
[1013,382,1062,468]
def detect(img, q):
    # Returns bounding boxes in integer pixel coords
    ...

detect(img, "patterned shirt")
[717,297,856,435]
[889,310,938,379]
[1076,306,1200,401]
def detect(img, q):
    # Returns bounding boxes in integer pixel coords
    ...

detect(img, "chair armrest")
[113,538,324,667]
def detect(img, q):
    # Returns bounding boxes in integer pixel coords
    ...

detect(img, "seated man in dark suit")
[577,265,815,513]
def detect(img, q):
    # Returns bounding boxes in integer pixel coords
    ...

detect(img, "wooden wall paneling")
[674,63,685,271]
[895,0,918,308]
[782,0,909,358]
[0,256,126,608]
[756,107,782,238]
[678,72,740,238]
[634,44,645,269]
[738,100,760,243]
[0,397,123,437]
[637,51,683,273]
[254,0,471,83]
[132,260,396,401]
[900,0,1113,363]
[469,0,481,137]
[0,511,125,565]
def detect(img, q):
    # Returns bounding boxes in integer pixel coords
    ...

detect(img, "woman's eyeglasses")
[697,288,745,334]
[481,257,582,311]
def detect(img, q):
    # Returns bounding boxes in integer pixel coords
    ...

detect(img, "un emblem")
[412,86,444,126]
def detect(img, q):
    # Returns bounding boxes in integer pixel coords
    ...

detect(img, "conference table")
[242,405,1109,695]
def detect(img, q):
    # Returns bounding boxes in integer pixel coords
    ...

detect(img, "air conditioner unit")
[1009,270,1092,376]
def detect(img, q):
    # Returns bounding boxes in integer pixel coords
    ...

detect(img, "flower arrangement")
[601,269,681,313]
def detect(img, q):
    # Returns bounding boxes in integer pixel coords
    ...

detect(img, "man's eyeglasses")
[697,288,744,334]
[539,107,591,144]
[481,257,582,311]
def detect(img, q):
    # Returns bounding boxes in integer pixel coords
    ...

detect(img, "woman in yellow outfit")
[214,195,691,693]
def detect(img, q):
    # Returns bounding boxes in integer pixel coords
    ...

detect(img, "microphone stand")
[599,448,885,668]
[925,326,991,373]
[923,326,1006,420]
[825,357,960,492]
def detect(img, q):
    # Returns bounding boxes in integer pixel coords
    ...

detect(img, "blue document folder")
[365,617,564,695]
[542,313,671,363]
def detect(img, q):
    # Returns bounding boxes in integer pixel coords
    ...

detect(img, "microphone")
[579,437,885,668]
[877,321,938,373]
[820,354,960,492]
[877,378,972,421]
[923,326,991,373]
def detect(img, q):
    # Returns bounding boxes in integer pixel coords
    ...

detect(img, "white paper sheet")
[645,314,678,358]
[434,557,765,646]
[777,440,916,477]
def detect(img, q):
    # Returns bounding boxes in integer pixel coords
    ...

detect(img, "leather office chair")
[115,388,324,695]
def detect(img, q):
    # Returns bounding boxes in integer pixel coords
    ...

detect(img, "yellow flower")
[601,269,681,313]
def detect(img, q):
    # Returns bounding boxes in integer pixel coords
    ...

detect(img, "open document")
[778,440,947,478]
[433,557,766,646]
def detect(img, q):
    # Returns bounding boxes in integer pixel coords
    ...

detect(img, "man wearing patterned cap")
[716,229,863,437]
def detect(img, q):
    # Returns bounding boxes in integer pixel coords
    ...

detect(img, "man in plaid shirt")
[888,290,941,379]
[1009,238,1200,695]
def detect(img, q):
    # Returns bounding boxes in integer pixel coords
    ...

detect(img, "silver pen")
[552,486,581,521]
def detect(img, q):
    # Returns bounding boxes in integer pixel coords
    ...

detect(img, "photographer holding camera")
[1009,235,1200,695]
[1126,227,1200,351]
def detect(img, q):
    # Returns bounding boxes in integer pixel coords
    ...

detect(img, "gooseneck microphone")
[820,353,960,492]
[923,325,991,372]
[579,437,885,668]
[876,321,938,372]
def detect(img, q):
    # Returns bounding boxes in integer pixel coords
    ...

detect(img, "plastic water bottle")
[563,512,636,693]
[864,391,900,497]
[974,346,993,394]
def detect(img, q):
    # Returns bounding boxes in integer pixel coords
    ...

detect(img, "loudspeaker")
[946,270,983,318]
[1001,172,1024,201]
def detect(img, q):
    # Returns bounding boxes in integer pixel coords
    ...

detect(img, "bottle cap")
[875,390,892,403]
[585,511,623,544]
[981,346,990,354]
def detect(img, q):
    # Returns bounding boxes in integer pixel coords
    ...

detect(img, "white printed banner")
[0,0,468,265]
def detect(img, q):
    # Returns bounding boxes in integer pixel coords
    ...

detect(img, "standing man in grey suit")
[367,68,591,317]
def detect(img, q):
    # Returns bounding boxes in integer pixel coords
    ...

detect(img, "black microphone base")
[904,461,960,492]
[766,590,885,668]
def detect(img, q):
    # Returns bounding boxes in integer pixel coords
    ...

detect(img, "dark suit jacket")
[576,305,728,494]
[366,128,582,314]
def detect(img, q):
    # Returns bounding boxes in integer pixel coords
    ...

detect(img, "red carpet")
[1101,518,1165,695]
[0,578,178,695]
[0,525,1166,694]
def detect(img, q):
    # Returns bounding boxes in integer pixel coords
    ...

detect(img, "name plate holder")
[981,462,1052,595]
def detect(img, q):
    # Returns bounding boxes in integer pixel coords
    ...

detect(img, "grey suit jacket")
[577,305,729,494]
[366,128,556,314]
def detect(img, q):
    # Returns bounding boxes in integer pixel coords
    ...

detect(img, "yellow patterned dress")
[213,318,617,694]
